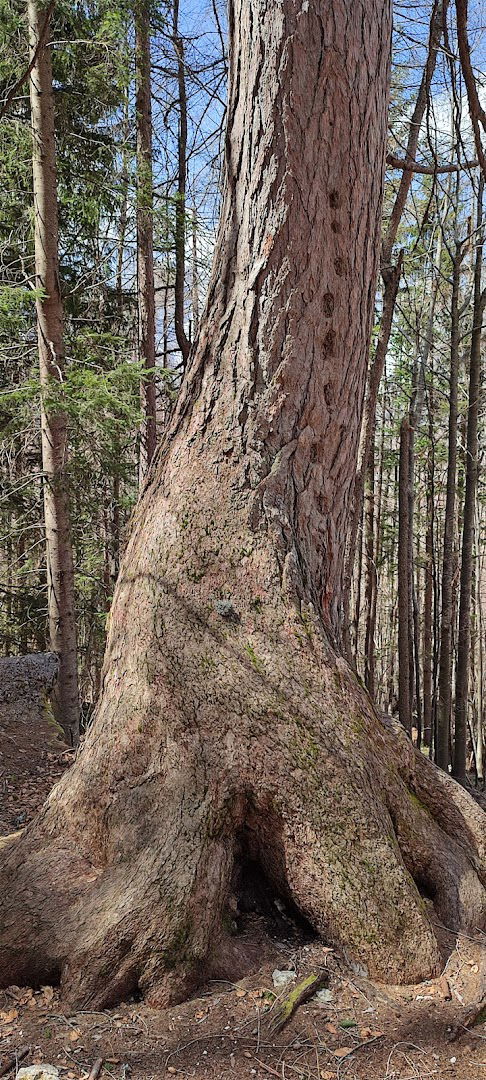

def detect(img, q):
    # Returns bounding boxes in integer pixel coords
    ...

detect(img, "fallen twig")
[265,972,329,1034]
[251,1058,281,1079]
[335,1032,386,1076]
[87,1059,103,1080]
[0,1047,30,1077]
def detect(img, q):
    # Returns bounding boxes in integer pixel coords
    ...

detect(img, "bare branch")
[0,1,55,121]
[455,0,486,179]
[387,152,479,174]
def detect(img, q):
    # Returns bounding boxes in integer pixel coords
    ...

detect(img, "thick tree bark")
[1,0,485,1010]
[135,0,157,469]
[28,0,80,747]
[453,180,485,781]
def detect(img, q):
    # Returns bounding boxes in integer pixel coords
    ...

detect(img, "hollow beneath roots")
[232,855,317,942]
[0,634,485,1011]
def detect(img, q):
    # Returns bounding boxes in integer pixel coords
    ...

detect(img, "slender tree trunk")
[453,180,485,781]
[342,0,448,654]
[135,0,157,470]
[413,526,422,748]
[398,416,412,733]
[353,500,364,660]
[191,209,200,335]
[423,387,436,748]
[28,0,80,746]
[1,0,485,1011]
[343,260,402,659]
[476,548,485,785]
[369,383,387,705]
[437,241,462,770]
[4,510,13,654]
[172,0,191,366]
[364,448,376,696]
[116,95,130,317]
[407,382,417,729]
[406,224,442,745]
[112,470,121,580]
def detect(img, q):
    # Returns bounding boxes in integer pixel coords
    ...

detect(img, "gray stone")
[272,969,296,988]
[17,1067,60,1080]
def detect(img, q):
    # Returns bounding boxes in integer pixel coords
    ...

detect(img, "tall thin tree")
[172,0,191,365]
[453,177,485,780]
[135,0,157,469]
[28,0,80,746]
[343,0,448,656]
[437,223,463,770]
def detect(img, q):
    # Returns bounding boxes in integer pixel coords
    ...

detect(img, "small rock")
[272,969,296,988]
[348,959,368,978]
[18,1068,60,1080]
[314,988,333,1004]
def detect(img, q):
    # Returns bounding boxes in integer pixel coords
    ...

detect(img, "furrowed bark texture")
[1,0,485,1009]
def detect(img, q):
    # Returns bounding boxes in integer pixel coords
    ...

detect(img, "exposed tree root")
[0,622,484,1009]
[447,995,486,1040]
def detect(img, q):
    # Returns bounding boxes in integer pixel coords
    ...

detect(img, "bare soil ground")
[1,713,485,1080]
[0,681,69,835]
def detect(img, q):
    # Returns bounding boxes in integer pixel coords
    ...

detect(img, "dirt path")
[1,938,485,1080]
[0,653,69,835]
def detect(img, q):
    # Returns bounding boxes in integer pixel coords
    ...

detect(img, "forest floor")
[1,720,485,1080]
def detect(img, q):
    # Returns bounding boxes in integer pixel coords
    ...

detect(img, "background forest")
[0,0,484,778]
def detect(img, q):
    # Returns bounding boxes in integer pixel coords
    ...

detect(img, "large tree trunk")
[28,0,80,746]
[2,0,485,1010]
